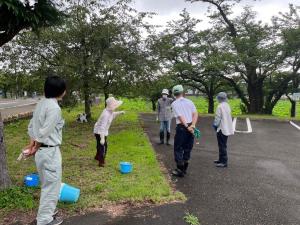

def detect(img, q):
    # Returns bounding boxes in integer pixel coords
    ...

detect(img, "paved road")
[0,98,37,119]
[64,114,300,225]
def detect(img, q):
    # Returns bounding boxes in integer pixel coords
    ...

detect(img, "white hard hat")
[162,89,169,95]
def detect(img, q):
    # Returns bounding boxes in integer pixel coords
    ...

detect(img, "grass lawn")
[189,96,300,120]
[1,96,299,223]
[0,98,184,223]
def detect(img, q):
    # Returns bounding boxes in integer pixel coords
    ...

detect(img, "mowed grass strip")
[189,96,300,119]
[2,96,298,220]
[1,99,184,219]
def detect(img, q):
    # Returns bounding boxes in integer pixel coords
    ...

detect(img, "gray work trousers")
[35,146,62,225]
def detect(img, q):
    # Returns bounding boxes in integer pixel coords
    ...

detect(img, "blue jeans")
[160,120,171,133]
[174,124,194,165]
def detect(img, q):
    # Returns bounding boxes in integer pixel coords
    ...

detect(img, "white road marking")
[233,117,253,134]
[233,118,237,132]
[290,121,300,131]
[0,101,17,105]
[0,102,37,110]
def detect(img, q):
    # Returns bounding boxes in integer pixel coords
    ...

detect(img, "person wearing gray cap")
[213,92,234,168]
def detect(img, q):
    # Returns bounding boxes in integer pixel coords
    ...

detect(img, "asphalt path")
[0,98,37,119]
[64,114,300,225]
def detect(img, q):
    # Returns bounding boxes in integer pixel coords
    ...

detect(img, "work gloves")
[100,134,106,145]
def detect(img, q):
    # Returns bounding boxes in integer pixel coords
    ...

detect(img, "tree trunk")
[264,92,285,115]
[0,25,27,47]
[222,76,250,111]
[0,113,12,190]
[151,99,156,111]
[263,104,273,115]
[247,82,264,114]
[207,95,214,114]
[104,92,109,108]
[83,79,91,120]
[3,90,7,98]
[291,100,296,118]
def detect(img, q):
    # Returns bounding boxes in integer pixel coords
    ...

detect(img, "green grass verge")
[1,98,184,221]
[1,96,299,221]
[189,96,300,120]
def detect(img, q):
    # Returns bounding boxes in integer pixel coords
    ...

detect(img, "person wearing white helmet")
[94,97,125,167]
[157,89,174,145]
[213,92,234,168]
[171,85,198,177]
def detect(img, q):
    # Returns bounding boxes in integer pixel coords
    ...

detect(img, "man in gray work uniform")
[157,89,173,145]
[27,76,66,225]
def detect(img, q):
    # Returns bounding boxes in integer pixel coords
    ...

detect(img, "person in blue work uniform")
[171,85,198,177]
[26,76,66,225]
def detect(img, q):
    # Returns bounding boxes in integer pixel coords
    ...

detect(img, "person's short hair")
[44,76,66,98]
[173,92,182,97]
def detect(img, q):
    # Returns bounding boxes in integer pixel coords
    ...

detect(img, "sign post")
[292,93,300,101]
[292,93,300,117]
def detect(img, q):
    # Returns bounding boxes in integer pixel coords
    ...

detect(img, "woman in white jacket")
[213,92,234,168]
[94,97,125,167]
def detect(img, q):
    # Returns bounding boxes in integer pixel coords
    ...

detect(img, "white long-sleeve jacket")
[93,109,123,136]
[214,102,234,136]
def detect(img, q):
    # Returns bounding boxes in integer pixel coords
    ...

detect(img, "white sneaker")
[53,208,59,217]
[46,217,63,225]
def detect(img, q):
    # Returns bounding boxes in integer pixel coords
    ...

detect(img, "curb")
[3,111,33,124]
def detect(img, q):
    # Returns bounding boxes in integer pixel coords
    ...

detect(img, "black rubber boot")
[183,162,189,174]
[159,131,164,144]
[172,164,185,177]
[166,132,171,145]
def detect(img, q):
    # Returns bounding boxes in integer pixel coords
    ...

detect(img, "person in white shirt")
[171,85,198,177]
[213,92,234,168]
[94,97,125,167]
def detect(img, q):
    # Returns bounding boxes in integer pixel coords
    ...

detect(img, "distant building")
[185,89,200,96]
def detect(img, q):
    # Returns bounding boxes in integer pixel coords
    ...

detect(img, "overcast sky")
[130,0,300,30]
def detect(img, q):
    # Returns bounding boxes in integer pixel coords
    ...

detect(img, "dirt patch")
[69,143,89,149]
[2,210,36,225]
[103,204,128,218]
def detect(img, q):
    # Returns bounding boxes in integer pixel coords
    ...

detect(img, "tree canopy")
[0,0,64,46]
[0,0,63,190]
[1,0,300,116]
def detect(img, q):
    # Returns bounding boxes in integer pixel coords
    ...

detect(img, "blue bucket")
[59,183,80,203]
[24,174,39,187]
[120,162,133,174]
